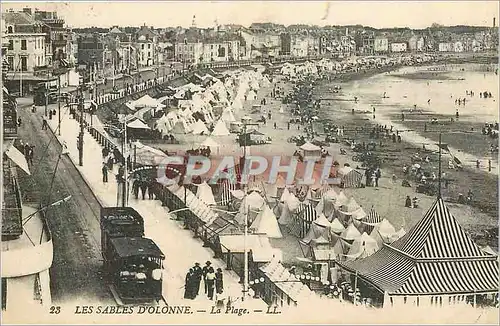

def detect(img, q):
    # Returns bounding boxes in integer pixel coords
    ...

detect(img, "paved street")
[16,99,113,305]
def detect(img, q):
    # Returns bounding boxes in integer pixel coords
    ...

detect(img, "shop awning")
[4,143,30,175]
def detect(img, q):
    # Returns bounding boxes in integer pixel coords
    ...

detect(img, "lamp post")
[78,82,85,166]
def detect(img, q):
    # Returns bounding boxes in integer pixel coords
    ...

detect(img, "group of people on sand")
[184,261,224,302]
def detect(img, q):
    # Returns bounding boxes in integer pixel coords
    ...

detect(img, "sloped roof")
[2,12,36,25]
[338,198,499,296]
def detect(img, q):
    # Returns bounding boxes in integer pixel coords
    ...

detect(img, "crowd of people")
[184,261,224,302]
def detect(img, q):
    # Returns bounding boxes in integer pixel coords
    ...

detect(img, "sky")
[2,1,499,29]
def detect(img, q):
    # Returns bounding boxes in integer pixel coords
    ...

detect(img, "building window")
[20,56,27,71]
[7,26,13,33]
[21,40,27,50]
[218,47,225,57]
[148,52,151,57]
[7,56,13,70]
[148,44,151,49]
[141,44,145,50]
[8,40,13,50]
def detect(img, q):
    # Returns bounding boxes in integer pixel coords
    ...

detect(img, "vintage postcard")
[1,1,498,324]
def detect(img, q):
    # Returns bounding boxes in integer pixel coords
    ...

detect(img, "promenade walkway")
[46,113,265,309]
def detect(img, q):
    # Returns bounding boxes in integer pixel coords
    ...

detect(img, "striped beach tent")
[359,207,383,234]
[337,197,499,298]
[337,166,363,188]
[290,202,317,238]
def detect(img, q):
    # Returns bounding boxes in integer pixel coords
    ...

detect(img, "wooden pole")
[438,133,442,198]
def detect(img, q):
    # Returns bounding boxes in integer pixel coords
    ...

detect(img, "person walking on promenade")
[206,267,216,300]
[133,180,140,199]
[147,180,155,200]
[192,263,203,297]
[184,268,195,300]
[140,180,148,200]
[202,261,212,294]
[102,163,108,183]
[42,116,48,130]
[215,268,224,295]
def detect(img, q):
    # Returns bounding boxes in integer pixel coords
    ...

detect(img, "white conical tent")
[313,214,330,228]
[302,214,330,244]
[171,118,191,134]
[201,137,219,148]
[250,205,282,238]
[221,108,236,122]
[316,188,338,218]
[235,191,266,225]
[330,218,345,235]
[196,182,216,206]
[278,191,300,225]
[333,191,349,209]
[370,218,397,246]
[191,120,209,135]
[346,232,380,261]
[131,94,160,108]
[341,223,362,241]
[211,119,230,136]
[389,227,406,243]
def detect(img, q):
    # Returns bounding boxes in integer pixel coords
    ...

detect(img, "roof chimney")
[494,17,496,28]
[22,7,32,16]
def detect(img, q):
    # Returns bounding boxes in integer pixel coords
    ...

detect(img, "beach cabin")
[299,142,322,162]
[337,166,363,188]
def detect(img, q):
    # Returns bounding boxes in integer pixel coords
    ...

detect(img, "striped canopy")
[338,198,499,296]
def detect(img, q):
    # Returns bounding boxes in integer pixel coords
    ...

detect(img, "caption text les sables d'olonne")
[65,305,281,316]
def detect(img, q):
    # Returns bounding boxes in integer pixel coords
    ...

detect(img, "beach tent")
[220,234,279,264]
[130,94,160,108]
[127,118,151,130]
[315,188,338,218]
[250,205,282,238]
[211,119,231,136]
[290,202,318,239]
[171,118,192,134]
[302,214,330,244]
[341,223,362,247]
[278,191,300,226]
[389,227,406,243]
[196,181,216,206]
[221,108,236,122]
[337,198,499,300]
[359,208,383,234]
[482,246,498,256]
[370,218,396,247]
[346,232,380,261]
[337,166,363,188]
[191,120,209,135]
[333,191,349,210]
[329,218,345,243]
[299,142,322,161]
[131,141,168,166]
[201,137,220,149]
[235,191,266,225]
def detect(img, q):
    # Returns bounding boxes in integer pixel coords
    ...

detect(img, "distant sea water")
[345,63,499,123]
[322,63,499,174]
